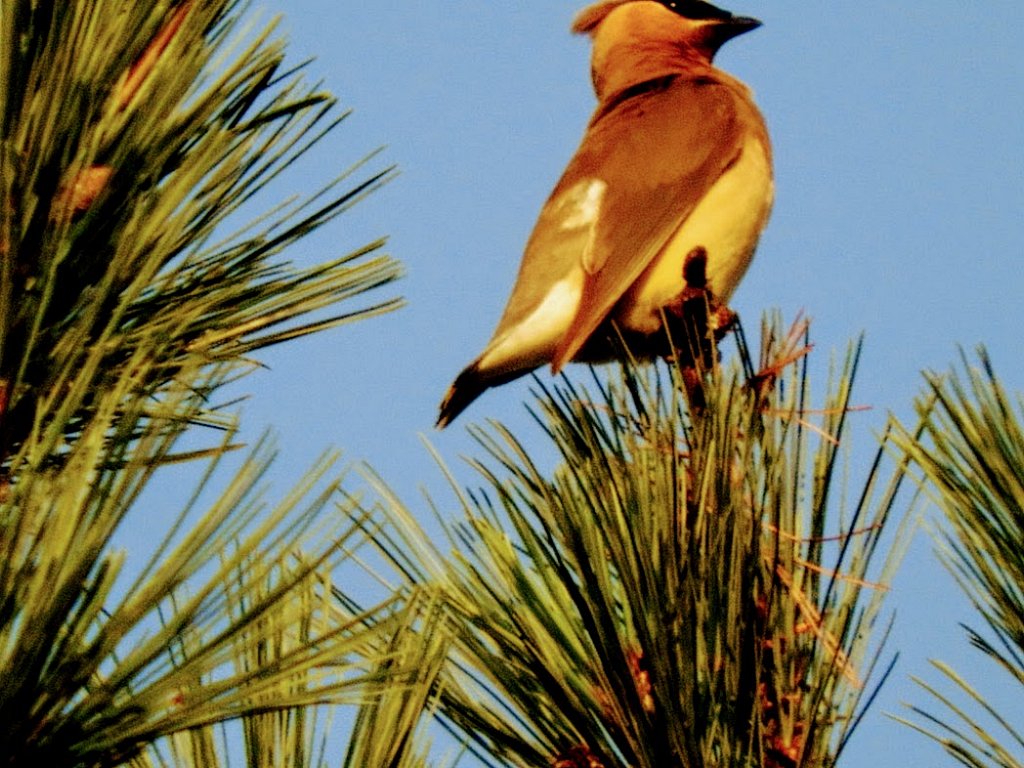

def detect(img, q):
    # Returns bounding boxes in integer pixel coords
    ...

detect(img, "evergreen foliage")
[0,2,413,764]
[895,350,1024,767]
[358,318,909,767]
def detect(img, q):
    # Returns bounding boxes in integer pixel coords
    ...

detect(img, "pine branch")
[351,313,910,768]
[0,0,401,466]
[894,347,1024,766]
[0,2,408,764]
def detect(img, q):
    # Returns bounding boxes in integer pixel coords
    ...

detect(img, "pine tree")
[0,2,434,765]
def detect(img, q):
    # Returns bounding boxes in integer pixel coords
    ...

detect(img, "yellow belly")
[614,136,773,334]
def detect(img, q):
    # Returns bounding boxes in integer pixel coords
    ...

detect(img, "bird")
[437,0,773,428]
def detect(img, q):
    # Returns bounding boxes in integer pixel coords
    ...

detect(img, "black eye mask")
[657,0,735,21]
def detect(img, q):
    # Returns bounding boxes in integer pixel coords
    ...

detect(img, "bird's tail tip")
[436,362,487,429]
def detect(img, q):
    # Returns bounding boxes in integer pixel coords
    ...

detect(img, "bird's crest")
[572,0,633,35]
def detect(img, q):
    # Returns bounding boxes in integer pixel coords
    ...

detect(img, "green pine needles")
[0,0,401,465]
[895,349,1024,768]
[363,316,911,768]
[0,1,408,764]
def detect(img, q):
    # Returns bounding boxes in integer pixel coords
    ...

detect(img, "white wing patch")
[553,178,606,275]
[479,272,584,373]
[558,178,606,231]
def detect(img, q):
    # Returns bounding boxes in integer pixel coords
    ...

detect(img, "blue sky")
[218,0,1024,763]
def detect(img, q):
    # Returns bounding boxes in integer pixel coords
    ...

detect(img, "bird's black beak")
[702,14,761,53]
[720,15,762,39]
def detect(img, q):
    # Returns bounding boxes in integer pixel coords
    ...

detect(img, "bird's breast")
[613,135,773,334]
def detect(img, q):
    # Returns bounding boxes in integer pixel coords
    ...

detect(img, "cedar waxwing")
[437,0,773,428]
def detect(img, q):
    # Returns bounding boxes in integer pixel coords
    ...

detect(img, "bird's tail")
[436,361,529,428]
[436,362,489,429]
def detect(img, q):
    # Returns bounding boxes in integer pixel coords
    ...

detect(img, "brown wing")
[484,177,605,345]
[550,76,745,370]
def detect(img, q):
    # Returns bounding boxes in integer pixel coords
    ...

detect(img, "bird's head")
[573,0,761,100]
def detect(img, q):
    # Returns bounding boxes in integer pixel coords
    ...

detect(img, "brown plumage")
[438,0,773,428]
